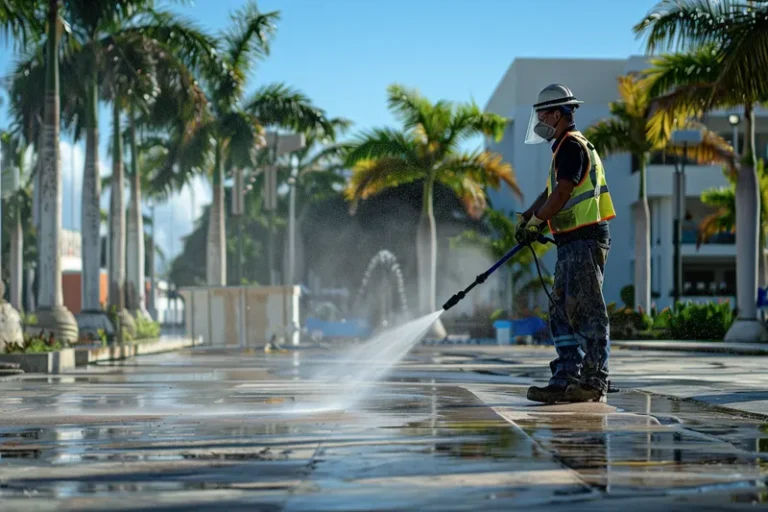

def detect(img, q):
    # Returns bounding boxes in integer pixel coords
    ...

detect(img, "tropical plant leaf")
[345,128,419,167]
[386,83,436,134]
[633,0,735,55]
[584,118,634,157]
[344,157,424,212]
[245,82,333,137]
[436,150,521,200]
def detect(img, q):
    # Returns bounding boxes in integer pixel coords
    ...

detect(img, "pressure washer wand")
[441,235,555,311]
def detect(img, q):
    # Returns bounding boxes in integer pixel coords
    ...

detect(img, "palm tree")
[634,0,768,340]
[35,0,77,341]
[584,74,736,313]
[697,161,768,287]
[190,4,335,286]
[122,29,212,319]
[0,131,34,312]
[20,1,215,338]
[345,84,520,338]
[195,2,278,286]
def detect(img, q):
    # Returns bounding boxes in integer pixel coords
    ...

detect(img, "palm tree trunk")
[33,0,77,342]
[760,230,767,289]
[109,100,135,341]
[726,103,768,341]
[9,144,25,312]
[9,213,22,311]
[634,156,651,313]
[416,176,446,338]
[82,80,102,313]
[76,75,112,337]
[206,139,226,286]
[109,100,126,311]
[25,268,35,313]
[126,103,146,316]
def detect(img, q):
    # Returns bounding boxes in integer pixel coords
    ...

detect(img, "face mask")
[533,112,561,141]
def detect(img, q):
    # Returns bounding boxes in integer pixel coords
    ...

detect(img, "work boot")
[563,383,606,403]
[527,384,568,404]
[564,370,608,403]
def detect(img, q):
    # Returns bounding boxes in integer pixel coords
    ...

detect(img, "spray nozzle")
[442,291,465,311]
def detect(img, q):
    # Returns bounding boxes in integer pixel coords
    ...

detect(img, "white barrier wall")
[178,286,301,346]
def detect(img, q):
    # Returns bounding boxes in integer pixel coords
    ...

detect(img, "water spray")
[441,235,555,311]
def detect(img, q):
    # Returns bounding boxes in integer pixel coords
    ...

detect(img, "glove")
[515,215,544,246]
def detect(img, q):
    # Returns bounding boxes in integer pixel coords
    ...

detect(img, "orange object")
[62,270,108,314]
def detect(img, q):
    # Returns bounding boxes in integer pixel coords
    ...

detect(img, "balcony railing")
[681,228,735,245]
[682,281,736,297]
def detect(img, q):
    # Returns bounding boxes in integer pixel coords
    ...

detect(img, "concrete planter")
[74,336,200,367]
[0,348,75,374]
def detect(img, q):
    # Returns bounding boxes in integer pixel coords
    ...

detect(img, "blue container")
[493,320,512,345]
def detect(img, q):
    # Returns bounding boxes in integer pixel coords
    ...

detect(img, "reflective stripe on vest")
[547,131,616,234]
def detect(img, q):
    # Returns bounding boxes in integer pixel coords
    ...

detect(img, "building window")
[682,263,736,296]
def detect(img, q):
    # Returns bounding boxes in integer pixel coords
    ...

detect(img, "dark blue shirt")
[550,126,610,245]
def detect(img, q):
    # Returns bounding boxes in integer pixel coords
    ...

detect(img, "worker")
[515,84,616,404]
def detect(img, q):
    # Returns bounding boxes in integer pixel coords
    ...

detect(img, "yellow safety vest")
[546,130,616,234]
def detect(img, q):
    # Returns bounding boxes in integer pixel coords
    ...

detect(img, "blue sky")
[0,0,659,270]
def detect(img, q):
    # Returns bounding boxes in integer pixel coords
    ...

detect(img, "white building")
[484,56,768,311]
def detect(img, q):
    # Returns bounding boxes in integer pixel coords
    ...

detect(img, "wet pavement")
[2,345,768,510]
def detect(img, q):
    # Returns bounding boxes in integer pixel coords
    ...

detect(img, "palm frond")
[245,82,332,136]
[386,84,434,134]
[633,0,736,54]
[715,3,768,103]
[436,150,522,200]
[641,47,724,99]
[438,174,487,219]
[0,0,43,48]
[697,208,734,247]
[299,143,350,176]
[583,118,634,157]
[221,109,263,170]
[123,9,218,74]
[444,102,508,150]
[615,74,649,120]
[345,128,419,167]
[645,82,720,142]
[665,122,736,170]
[220,2,278,96]
[344,157,425,211]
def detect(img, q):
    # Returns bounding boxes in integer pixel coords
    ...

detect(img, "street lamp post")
[262,132,305,286]
[670,129,704,305]
[287,156,298,288]
[729,114,741,157]
[148,200,157,321]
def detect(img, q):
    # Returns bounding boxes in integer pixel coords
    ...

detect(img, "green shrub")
[667,301,735,340]
[607,302,653,340]
[490,309,508,321]
[134,314,161,340]
[620,285,635,309]
[5,332,65,354]
[20,312,37,327]
[652,307,671,330]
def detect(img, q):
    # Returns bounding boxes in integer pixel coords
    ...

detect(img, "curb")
[612,340,768,355]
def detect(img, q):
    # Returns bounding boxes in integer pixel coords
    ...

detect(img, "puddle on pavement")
[484,387,768,495]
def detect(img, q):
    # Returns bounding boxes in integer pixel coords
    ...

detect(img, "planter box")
[0,348,75,374]
[74,336,200,367]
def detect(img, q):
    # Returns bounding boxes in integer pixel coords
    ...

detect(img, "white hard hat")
[533,84,584,111]
[525,84,584,144]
